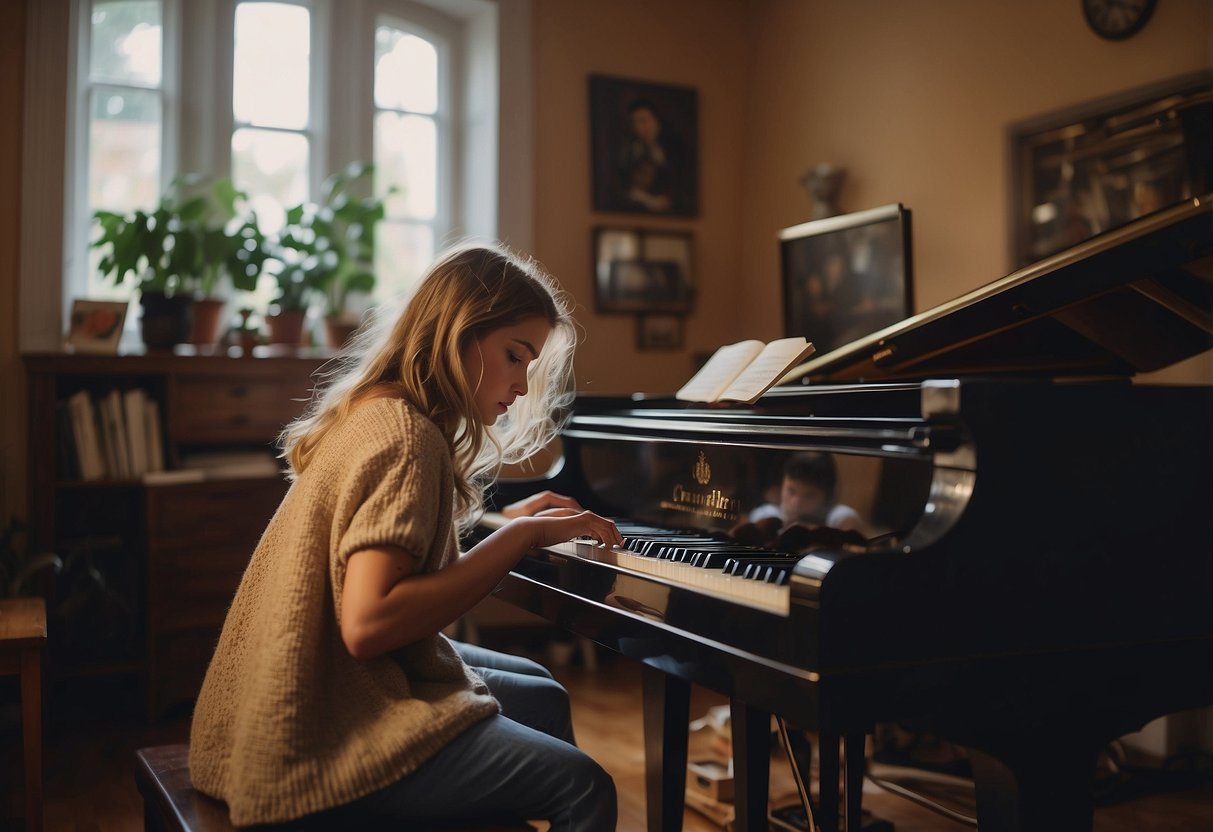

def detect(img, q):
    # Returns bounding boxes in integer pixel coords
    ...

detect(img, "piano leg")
[844,733,866,832]
[730,700,771,832]
[820,732,840,832]
[641,664,690,832]
[969,745,1098,832]
[818,732,868,832]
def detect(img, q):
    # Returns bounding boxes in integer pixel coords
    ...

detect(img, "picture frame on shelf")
[636,314,684,351]
[589,74,699,217]
[65,299,128,354]
[593,226,694,314]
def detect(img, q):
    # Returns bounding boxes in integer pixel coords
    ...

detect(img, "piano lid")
[789,194,1213,385]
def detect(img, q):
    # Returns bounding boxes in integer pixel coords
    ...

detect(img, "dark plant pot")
[266,309,308,345]
[324,316,360,349]
[190,297,227,346]
[140,292,193,350]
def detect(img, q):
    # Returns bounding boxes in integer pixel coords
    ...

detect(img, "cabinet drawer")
[149,540,253,632]
[172,373,313,443]
[146,479,287,548]
[150,629,222,712]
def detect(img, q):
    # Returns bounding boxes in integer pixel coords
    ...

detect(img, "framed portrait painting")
[1008,71,1211,269]
[593,226,694,314]
[589,74,699,217]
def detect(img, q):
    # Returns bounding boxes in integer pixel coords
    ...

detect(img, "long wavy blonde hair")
[279,242,577,529]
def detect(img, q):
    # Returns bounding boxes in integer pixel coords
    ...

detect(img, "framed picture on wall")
[1008,72,1212,269]
[589,74,699,216]
[636,314,684,351]
[593,226,695,313]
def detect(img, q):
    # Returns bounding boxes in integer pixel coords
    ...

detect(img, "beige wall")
[531,0,1213,394]
[3,1,1211,517]
[532,0,749,396]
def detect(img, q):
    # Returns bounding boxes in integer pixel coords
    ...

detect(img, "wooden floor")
[2,652,1212,831]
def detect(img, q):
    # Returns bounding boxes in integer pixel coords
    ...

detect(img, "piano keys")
[479,193,1213,832]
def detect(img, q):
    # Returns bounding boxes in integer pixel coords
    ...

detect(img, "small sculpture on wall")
[800,163,846,219]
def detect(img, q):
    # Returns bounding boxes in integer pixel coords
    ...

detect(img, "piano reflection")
[477,194,1213,832]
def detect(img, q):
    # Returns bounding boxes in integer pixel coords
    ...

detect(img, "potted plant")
[93,176,270,349]
[269,161,386,347]
[93,181,202,349]
[188,178,271,345]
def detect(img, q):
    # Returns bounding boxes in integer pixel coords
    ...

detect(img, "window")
[231,1,313,237]
[77,0,170,303]
[21,0,531,351]
[373,22,444,302]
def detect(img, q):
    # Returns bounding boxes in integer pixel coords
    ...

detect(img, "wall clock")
[1082,0,1158,40]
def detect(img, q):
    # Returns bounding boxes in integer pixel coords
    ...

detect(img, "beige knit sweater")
[189,399,499,826]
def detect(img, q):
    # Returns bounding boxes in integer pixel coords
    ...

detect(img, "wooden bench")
[135,744,536,832]
[0,597,47,832]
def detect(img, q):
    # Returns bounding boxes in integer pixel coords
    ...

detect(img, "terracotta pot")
[324,317,360,349]
[190,297,227,345]
[266,309,308,345]
[140,292,193,350]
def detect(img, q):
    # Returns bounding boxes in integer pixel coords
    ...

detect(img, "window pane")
[375,26,438,114]
[86,89,153,296]
[89,87,161,213]
[375,111,436,219]
[231,127,309,234]
[375,220,433,302]
[90,0,162,85]
[234,2,310,129]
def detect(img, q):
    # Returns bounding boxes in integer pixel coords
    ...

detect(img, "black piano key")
[724,556,798,577]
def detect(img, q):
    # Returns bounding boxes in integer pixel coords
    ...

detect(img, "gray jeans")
[339,640,617,831]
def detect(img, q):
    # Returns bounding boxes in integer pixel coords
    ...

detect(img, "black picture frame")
[780,204,913,357]
[593,226,694,314]
[1007,71,1212,269]
[589,74,699,217]
[636,314,684,351]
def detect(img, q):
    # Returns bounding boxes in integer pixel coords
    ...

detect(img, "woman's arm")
[340,510,622,659]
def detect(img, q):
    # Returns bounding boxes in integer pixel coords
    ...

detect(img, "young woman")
[189,244,622,831]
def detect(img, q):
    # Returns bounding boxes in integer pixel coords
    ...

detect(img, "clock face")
[1083,0,1158,40]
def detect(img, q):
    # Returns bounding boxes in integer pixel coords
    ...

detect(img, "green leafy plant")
[0,516,61,598]
[270,161,386,315]
[93,176,270,299]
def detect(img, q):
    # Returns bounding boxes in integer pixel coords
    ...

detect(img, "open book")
[676,337,816,404]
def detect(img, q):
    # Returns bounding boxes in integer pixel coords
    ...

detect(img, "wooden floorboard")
[2,652,1211,831]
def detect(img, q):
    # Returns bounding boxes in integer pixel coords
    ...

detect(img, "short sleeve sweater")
[188,399,499,826]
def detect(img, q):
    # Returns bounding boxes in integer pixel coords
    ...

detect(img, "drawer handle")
[230,385,249,397]
[230,414,251,426]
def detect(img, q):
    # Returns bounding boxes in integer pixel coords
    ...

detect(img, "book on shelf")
[102,390,131,480]
[675,337,815,404]
[142,468,206,486]
[122,388,149,477]
[180,449,282,480]
[66,390,105,480]
[145,398,165,473]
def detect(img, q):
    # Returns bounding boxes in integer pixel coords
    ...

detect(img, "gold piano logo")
[658,450,740,521]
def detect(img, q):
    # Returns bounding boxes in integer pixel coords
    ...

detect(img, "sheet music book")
[675,337,815,404]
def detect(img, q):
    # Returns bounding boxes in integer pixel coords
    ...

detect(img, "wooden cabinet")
[24,350,327,717]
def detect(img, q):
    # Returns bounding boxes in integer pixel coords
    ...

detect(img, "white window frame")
[19,0,532,352]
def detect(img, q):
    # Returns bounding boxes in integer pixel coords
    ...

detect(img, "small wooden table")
[0,597,46,832]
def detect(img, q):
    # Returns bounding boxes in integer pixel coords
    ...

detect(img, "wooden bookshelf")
[24,348,328,717]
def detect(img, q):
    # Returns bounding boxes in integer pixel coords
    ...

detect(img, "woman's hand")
[500,490,583,518]
[511,509,623,550]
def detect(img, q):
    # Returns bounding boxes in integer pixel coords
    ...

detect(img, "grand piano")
[481,194,1213,832]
